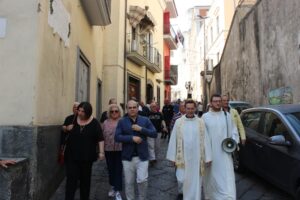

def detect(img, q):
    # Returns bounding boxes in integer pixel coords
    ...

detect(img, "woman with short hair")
[103,104,123,200]
[64,102,104,200]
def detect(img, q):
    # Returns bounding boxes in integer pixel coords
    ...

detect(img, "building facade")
[0,0,110,199]
[163,0,179,101]
[103,0,166,108]
[199,0,236,107]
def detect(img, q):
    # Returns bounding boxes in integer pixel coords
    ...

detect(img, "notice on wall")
[268,86,293,105]
[0,17,7,38]
[48,0,70,47]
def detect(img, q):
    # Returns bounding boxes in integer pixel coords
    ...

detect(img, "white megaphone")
[222,138,237,153]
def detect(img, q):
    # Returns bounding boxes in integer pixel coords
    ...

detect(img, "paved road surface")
[51,139,293,200]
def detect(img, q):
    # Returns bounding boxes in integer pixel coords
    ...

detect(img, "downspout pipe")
[123,0,128,108]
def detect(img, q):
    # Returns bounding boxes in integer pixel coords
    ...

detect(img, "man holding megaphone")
[202,94,239,200]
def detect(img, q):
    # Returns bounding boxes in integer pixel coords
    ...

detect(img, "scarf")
[175,116,206,176]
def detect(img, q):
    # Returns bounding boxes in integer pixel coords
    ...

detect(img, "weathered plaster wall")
[0,0,38,125]
[220,0,300,105]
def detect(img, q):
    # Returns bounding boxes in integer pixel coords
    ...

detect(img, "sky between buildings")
[173,0,212,31]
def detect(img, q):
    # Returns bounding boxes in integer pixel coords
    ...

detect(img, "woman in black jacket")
[64,102,104,200]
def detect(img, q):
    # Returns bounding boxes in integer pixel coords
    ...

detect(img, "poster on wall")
[48,0,70,46]
[268,86,293,105]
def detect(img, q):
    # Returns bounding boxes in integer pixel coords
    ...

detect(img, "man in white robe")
[202,94,239,200]
[167,99,212,200]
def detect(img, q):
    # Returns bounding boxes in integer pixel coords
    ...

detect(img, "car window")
[286,112,300,137]
[262,112,288,137]
[242,112,263,132]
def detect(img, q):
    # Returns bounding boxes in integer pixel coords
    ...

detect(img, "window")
[242,112,263,132]
[216,16,220,34]
[132,27,136,40]
[286,112,300,137]
[263,113,288,137]
[157,86,161,108]
[210,26,213,44]
[128,75,141,101]
[210,59,213,70]
[76,50,90,102]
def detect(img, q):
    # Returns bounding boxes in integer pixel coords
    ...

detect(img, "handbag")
[58,115,76,165]
[58,133,70,165]
[58,145,66,165]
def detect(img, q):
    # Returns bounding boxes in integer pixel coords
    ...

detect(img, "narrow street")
[51,139,293,200]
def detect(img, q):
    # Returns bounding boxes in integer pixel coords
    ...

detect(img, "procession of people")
[6,93,241,200]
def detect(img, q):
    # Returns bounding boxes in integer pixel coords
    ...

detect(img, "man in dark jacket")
[162,99,174,139]
[115,100,157,200]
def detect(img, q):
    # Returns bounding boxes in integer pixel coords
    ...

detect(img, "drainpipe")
[145,66,148,103]
[123,0,128,108]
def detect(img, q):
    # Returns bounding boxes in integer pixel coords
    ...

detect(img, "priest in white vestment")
[202,94,239,200]
[167,100,212,200]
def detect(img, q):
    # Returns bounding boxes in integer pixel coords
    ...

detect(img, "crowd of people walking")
[57,94,245,200]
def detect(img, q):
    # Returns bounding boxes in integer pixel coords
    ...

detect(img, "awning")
[128,6,156,30]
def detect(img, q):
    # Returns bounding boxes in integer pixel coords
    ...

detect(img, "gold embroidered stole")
[175,117,206,176]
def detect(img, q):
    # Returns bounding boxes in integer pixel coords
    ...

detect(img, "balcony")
[127,40,162,73]
[164,23,178,50]
[164,65,178,85]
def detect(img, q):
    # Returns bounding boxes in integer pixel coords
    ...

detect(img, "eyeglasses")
[110,110,119,114]
[128,106,137,109]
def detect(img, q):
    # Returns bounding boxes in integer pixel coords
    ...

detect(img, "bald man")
[115,100,157,200]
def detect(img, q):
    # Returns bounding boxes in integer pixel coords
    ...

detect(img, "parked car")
[234,104,300,199]
[229,101,252,114]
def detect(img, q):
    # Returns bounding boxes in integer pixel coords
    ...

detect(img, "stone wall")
[0,126,64,200]
[220,0,300,105]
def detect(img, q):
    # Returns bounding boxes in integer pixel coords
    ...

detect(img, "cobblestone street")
[51,139,293,200]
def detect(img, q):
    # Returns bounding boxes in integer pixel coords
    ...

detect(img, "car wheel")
[232,150,245,173]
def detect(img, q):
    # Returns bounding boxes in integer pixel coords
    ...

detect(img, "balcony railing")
[163,23,178,50]
[127,40,162,73]
[164,65,178,85]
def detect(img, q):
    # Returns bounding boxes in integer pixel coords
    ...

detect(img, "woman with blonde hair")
[103,104,123,200]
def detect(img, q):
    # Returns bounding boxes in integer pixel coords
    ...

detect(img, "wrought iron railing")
[129,40,161,68]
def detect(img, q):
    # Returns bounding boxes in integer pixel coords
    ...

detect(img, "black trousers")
[105,151,123,191]
[65,160,93,200]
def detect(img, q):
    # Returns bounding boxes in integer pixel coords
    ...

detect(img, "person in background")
[139,101,150,117]
[162,99,174,139]
[170,101,186,132]
[103,104,123,200]
[64,102,105,200]
[100,98,117,127]
[115,100,157,200]
[147,102,167,165]
[61,102,80,150]
[173,99,180,114]
[197,102,203,118]
[221,94,246,145]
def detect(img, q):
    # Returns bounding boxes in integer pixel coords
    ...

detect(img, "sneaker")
[115,191,122,200]
[108,187,115,197]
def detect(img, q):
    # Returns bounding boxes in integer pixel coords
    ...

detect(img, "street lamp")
[185,81,193,99]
